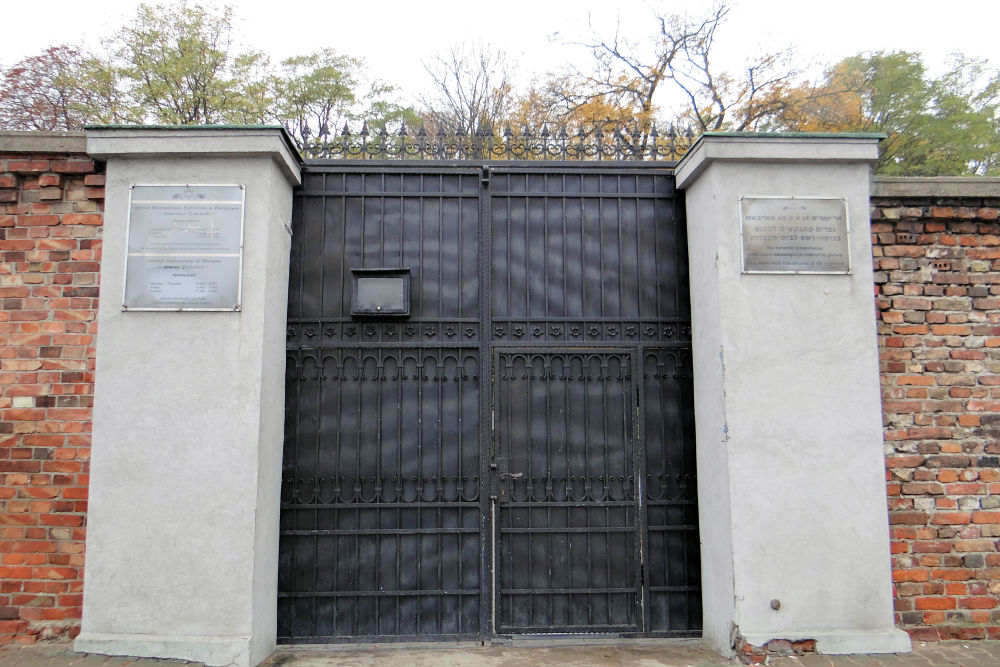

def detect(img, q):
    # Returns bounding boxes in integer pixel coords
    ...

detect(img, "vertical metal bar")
[562,175,568,320]
[505,187,511,318]
[437,347,444,633]
[671,180,682,319]
[375,348,383,636]
[312,348,322,637]
[415,506,422,633]
[603,357,611,625]
[340,175,348,315]
[458,179,464,319]
[617,178,624,318]
[380,177,386,266]
[524,186,530,317]
[478,168,493,638]
[636,349,651,633]
[545,355,553,626]
[583,356,592,628]
[333,350,343,636]
[439,182,444,319]
[635,179,642,319]
[598,190,606,318]
[354,347,363,636]
[291,347,303,638]
[651,185,661,321]
[543,175,549,317]
[526,354,533,628]
[395,349,404,636]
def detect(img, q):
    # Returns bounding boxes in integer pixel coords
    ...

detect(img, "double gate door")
[280,164,699,641]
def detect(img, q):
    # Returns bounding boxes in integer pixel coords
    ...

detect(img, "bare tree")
[544,2,799,140]
[420,42,516,136]
[661,5,798,131]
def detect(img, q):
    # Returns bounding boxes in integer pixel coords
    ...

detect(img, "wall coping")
[85,126,302,186]
[0,131,88,154]
[675,133,882,189]
[872,176,1000,198]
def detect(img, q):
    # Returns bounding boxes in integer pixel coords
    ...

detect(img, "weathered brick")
[876,195,1000,641]
[0,151,98,642]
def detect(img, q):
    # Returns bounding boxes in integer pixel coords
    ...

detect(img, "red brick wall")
[873,192,1000,641]
[0,136,103,644]
[2,135,1000,647]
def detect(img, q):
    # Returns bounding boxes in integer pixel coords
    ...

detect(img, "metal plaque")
[123,184,245,310]
[740,197,850,274]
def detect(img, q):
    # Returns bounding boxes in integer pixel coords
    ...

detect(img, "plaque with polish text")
[123,184,245,310]
[740,196,850,274]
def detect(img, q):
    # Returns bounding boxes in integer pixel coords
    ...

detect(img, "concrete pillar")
[75,127,300,667]
[675,133,911,655]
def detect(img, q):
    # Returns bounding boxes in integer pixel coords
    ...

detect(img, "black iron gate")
[280,163,699,642]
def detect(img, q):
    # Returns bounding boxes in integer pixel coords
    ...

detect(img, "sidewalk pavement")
[2,639,1000,667]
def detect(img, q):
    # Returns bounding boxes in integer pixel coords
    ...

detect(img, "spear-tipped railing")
[299,121,695,161]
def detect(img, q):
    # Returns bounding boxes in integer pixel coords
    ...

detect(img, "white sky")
[3,0,998,111]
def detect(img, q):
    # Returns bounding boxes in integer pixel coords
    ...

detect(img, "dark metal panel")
[282,161,699,641]
[280,347,481,641]
[494,350,641,633]
[642,348,701,634]
[282,166,484,642]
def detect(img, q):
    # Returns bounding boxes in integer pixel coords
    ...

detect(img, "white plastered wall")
[75,128,300,667]
[675,134,911,656]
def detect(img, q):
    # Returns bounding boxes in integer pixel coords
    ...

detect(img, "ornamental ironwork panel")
[642,348,701,633]
[300,122,693,161]
[282,162,699,642]
[494,351,641,633]
[279,348,480,640]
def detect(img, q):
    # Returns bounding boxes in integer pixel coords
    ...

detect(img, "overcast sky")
[3,0,998,109]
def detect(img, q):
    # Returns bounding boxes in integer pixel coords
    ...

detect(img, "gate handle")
[498,472,523,481]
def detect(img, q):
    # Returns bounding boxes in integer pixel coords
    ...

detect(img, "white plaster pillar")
[76,127,300,667]
[675,134,910,655]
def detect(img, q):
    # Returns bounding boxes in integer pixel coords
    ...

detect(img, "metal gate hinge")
[481,165,491,186]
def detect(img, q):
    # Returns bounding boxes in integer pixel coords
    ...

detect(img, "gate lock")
[497,471,523,503]
[491,460,523,503]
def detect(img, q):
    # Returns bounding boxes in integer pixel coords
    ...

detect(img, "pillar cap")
[85,125,302,186]
[676,132,883,189]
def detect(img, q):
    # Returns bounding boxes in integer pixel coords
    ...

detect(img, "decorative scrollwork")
[300,121,694,162]
[282,474,480,504]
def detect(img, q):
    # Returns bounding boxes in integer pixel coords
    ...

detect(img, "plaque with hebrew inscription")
[123,184,245,310]
[740,197,850,274]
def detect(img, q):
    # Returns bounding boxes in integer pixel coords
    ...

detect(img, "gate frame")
[282,160,698,641]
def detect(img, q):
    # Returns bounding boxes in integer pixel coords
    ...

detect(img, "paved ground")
[2,639,1000,667]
